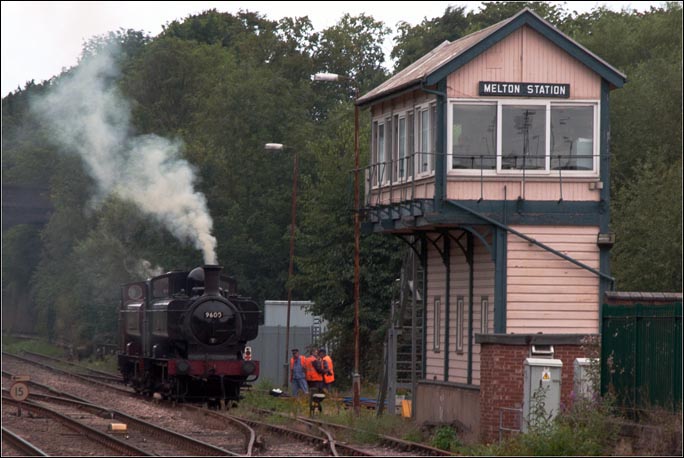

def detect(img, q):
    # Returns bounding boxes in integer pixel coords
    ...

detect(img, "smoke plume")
[31,44,217,264]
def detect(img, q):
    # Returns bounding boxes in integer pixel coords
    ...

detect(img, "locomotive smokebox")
[203,265,222,296]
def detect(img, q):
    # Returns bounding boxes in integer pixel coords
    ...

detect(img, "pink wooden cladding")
[446,180,601,202]
[447,26,601,100]
[506,225,600,334]
[424,230,495,385]
[368,179,601,205]
[423,225,601,384]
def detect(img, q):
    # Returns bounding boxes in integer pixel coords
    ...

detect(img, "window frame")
[371,116,390,187]
[447,98,600,177]
[415,103,436,178]
[393,112,411,183]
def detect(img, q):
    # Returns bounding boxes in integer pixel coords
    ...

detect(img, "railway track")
[2,394,151,456]
[4,350,453,456]
[3,352,340,455]
[250,407,456,456]
[1,426,48,456]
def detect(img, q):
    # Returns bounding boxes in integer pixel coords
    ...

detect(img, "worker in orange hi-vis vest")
[289,349,309,396]
[318,348,334,393]
[305,347,324,392]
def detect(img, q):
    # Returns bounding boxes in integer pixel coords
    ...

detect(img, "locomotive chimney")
[203,265,222,296]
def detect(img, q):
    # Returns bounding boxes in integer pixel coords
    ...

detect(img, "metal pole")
[352,92,361,415]
[284,148,299,388]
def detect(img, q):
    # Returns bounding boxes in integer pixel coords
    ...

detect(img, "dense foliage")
[2,2,681,387]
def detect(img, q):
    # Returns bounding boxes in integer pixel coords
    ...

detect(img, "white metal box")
[522,357,563,432]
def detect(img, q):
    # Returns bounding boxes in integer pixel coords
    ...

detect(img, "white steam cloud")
[31,45,217,264]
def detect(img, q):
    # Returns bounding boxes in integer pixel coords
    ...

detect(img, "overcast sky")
[1,1,665,97]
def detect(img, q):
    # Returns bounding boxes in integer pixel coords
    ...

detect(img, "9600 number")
[204,311,223,319]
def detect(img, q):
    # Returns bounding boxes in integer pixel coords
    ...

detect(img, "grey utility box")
[573,358,597,400]
[522,357,563,432]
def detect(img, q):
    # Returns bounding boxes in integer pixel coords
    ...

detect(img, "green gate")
[601,302,682,412]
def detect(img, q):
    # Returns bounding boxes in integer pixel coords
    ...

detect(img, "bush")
[430,425,461,451]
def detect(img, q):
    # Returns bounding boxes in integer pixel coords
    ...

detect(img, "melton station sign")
[478,81,570,98]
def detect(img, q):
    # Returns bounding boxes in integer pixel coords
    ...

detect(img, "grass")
[2,335,63,356]
[2,334,118,372]
[236,381,425,446]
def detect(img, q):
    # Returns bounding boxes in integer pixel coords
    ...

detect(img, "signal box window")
[501,105,546,170]
[550,106,594,170]
[452,104,497,170]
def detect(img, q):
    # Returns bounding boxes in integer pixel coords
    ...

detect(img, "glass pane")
[502,105,546,170]
[378,123,385,183]
[420,110,429,173]
[452,104,497,169]
[551,106,594,170]
[399,117,406,178]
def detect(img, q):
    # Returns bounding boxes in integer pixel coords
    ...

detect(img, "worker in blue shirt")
[289,348,309,396]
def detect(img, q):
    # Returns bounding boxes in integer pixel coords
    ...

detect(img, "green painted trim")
[443,233,451,382]
[426,12,625,88]
[431,200,602,225]
[467,232,474,385]
[476,333,595,345]
[600,79,611,230]
[494,226,507,333]
[366,199,605,231]
[599,79,614,324]
[433,80,447,211]
[420,235,428,380]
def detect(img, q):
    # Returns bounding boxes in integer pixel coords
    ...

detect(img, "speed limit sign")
[10,381,29,401]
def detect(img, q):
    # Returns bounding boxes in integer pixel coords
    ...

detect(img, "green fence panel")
[601,302,682,412]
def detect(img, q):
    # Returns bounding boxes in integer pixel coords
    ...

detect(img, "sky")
[1,1,667,97]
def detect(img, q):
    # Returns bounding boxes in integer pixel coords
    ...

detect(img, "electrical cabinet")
[522,357,562,432]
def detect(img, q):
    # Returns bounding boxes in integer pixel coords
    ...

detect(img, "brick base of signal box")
[476,334,595,444]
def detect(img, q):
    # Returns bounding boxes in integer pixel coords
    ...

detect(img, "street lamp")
[312,72,362,415]
[265,142,299,389]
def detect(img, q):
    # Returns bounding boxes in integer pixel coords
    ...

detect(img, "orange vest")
[305,355,323,382]
[290,355,306,380]
[322,355,334,384]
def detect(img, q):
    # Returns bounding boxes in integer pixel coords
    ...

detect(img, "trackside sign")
[479,81,570,98]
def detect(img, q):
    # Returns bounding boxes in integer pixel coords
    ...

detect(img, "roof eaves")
[356,40,451,106]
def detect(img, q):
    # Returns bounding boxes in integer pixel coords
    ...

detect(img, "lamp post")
[312,72,361,415]
[265,142,298,389]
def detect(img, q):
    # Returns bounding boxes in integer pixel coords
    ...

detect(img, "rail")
[1,426,48,456]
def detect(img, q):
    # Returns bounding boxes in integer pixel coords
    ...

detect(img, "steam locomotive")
[117,265,260,407]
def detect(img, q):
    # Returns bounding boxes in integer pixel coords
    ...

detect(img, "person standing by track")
[305,347,324,392]
[318,348,334,393]
[289,348,308,396]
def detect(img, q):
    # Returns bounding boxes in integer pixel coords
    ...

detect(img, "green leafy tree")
[392,5,469,72]
[391,2,568,72]
[567,3,682,290]
[2,225,42,332]
[612,156,683,291]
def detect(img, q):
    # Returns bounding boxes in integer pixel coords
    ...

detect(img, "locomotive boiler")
[117,265,260,407]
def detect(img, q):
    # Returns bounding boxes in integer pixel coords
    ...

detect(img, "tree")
[391,5,469,72]
[612,156,682,291]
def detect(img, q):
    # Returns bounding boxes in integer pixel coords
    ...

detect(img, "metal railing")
[362,152,599,209]
[499,406,523,442]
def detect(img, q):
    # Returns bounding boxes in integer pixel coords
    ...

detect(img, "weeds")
[430,425,461,451]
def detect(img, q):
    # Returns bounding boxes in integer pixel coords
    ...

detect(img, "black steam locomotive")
[117,265,260,407]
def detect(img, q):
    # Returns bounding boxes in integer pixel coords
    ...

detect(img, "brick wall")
[478,336,593,444]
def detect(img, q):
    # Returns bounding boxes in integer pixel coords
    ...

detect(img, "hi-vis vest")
[322,355,334,384]
[305,355,323,382]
